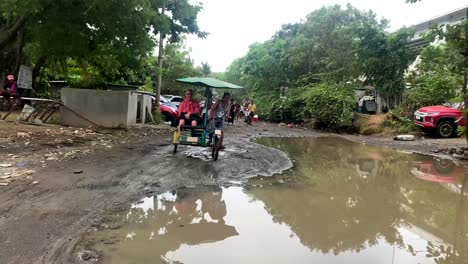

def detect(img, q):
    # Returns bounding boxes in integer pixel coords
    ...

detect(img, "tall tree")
[150,0,207,106]
[0,0,206,90]
[200,62,212,77]
[356,26,415,102]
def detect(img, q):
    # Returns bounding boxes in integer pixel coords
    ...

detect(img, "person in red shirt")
[1,75,16,98]
[178,89,201,133]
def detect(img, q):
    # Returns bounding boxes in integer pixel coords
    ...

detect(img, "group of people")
[242,99,257,125]
[176,89,258,148]
[225,99,256,125]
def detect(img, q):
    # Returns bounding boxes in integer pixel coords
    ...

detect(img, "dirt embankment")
[0,120,465,264]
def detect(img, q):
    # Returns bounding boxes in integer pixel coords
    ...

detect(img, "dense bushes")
[302,83,356,128]
[254,83,355,128]
[254,88,306,123]
[383,106,419,133]
[405,69,460,112]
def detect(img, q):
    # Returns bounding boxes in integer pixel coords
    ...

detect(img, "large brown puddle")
[83,137,468,264]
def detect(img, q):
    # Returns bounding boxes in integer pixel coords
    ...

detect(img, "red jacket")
[178,99,201,116]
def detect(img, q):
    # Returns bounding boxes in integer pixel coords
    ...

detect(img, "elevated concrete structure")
[407,6,467,49]
[60,88,138,128]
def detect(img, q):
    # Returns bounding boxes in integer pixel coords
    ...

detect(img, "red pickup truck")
[414,103,465,138]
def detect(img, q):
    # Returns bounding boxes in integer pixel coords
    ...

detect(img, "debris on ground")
[394,135,415,141]
[434,147,468,160]
[0,120,172,188]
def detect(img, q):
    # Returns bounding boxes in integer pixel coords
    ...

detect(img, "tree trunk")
[0,16,27,50]
[464,53,467,146]
[13,27,26,75]
[155,7,166,107]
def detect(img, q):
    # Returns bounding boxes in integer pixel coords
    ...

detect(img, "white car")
[163,95,183,107]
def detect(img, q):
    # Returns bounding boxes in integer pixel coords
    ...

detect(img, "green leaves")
[355,26,415,95]
[302,83,356,128]
[1,0,205,88]
[225,4,413,124]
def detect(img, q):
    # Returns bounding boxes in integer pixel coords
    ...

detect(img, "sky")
[185,0,468,72]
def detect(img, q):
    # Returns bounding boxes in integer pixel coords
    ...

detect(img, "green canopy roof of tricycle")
[176,77,243,89]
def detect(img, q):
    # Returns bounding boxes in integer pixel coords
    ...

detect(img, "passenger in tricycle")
[178,89,202,134]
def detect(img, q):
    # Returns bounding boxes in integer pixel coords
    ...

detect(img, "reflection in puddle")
[85,137,468,264]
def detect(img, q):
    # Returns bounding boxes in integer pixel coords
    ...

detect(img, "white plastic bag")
[16,104,35,122]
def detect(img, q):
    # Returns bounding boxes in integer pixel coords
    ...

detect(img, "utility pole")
[155,6,165,107]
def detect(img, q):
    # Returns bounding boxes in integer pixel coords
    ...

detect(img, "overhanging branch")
[0,16,27,49]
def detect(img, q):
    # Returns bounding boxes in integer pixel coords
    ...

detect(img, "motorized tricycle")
[172,77,243,161]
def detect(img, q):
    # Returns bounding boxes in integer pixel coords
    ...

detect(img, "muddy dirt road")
[0,121,465,264]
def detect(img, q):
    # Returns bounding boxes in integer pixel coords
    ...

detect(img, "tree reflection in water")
[254,137,468,263]
[86,186,237,264]
[86,137,468,264]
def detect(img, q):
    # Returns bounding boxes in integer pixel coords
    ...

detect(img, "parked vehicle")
[170,96,183,106]
[152,96,178,125]
[163,95,184,107]
[159,95,178,108]
[414,102,465,138]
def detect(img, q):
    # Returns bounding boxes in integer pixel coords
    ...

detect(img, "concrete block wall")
[138,94,153,123]
[60,88,138,128]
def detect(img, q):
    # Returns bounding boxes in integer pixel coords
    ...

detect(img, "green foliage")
[144,42,201,96]
[426,21,468,56]
[384,106,419,133]
[252,87,306,123]
[457,125,465,138]
[302,83,356,128]
[426,21,468,144]
[229,4,390,95]
[152,110,165,125]
[199,62,212,77]
[253,83,355,128]
[356,26,415,95]
[404,44,464,113]
[0,0,205,88]
[225,4,412,125]
[405,68,460,111]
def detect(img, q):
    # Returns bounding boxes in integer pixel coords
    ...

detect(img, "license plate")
[215,130,222,135]
[187,137,198,143]
[415,114,422,121]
